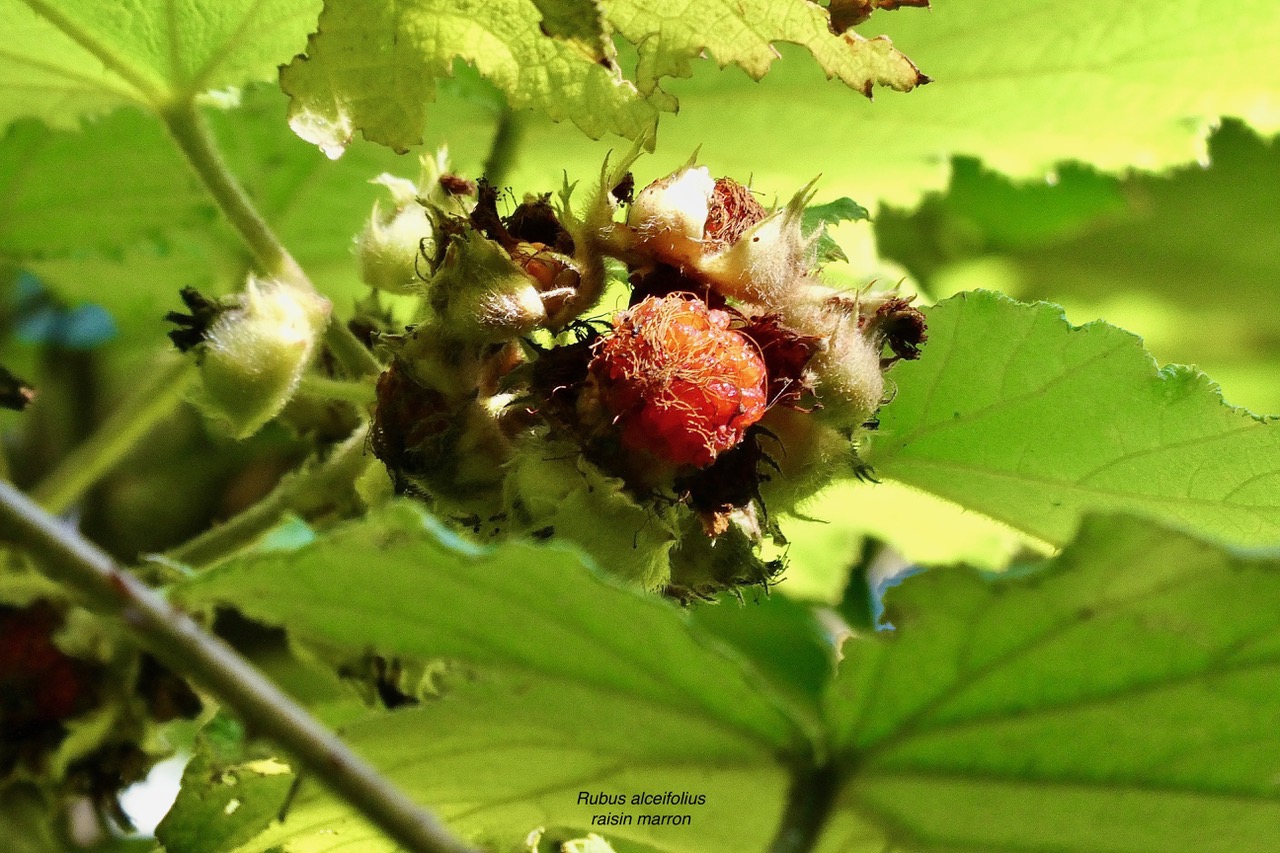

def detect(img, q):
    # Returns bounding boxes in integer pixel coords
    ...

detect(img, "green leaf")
[986,122,1280,415]
[508,0,1280,211]
[801,197,870,264]
[868,290,1280,548]
[279,0,925,157]
[279,0,659,157]
[687,592,835,714]
[826,514,1280,852]
[531,0,612,63]
[0,111,210,258]
[176,502,809,850]
[155,714,295,853]
[237,678,791,852]
[0,0,321,129]
[602,0,925,97]
[0,785,64,853]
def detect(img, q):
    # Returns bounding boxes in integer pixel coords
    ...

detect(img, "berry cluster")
[366,156,925,598]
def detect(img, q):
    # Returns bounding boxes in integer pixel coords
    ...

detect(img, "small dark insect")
[611,172,635,205]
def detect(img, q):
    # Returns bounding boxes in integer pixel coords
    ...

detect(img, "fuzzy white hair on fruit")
[699,181,819,307]
[430,230,547,342]
[809,313,885,430]
[356,196,432,295]
[206,277,327,366]
[628,165,716,267]
[198,276,329,438]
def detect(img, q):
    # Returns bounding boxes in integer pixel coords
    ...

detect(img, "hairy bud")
[428,230,547,343]
[195,276,329,438]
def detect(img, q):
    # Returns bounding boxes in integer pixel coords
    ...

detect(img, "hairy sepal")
[698,181,820,306]
[503,445,678,590]
[428,230,547,343]
[356,175,434,295]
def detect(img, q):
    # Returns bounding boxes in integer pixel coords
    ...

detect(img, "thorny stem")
[768,762,841,853]
[159,102,381,378]
[30,354,195,514]
[166,422,372,568]
[0,481,476,853]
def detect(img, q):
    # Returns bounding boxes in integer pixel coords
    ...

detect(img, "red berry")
[590,295,768,468]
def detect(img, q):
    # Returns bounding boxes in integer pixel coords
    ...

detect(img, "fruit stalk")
[30,353,195,514]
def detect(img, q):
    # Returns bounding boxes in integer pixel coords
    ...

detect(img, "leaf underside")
[0,0,321,127]
[177,502,806,851]
[506,0,1280,212]
[869,290,1280,548]
[278,0,927,156]
[829,514,1280,852]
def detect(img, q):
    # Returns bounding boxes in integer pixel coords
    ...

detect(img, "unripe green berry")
[195,276,329,439]
[428,230,547,343]
[356,196,433,294]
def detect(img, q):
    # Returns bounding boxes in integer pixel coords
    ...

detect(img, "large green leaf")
[0,111,208,258]
[176,502,810,851]
[232,682,790,852]
[868,290,1280,548]
[508,0,1280,210]
[279,0,925,157]
[825,514,1280,852]
[0,0,321,129]
[994,122,1280,415]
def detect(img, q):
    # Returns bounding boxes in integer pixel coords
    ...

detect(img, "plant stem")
[166,423,372,568]
[160,102,303,285]
[30,354,195,514]
[768,762,840,853]
[160,102,381,378]
[482,104,528,186]
[0,481,475,853]
[298,374,379,408]
[324,320,383,378]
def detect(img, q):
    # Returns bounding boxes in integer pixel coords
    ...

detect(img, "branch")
[0,481,476,853]
[768,762,840,853]
[159,102,303,284]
